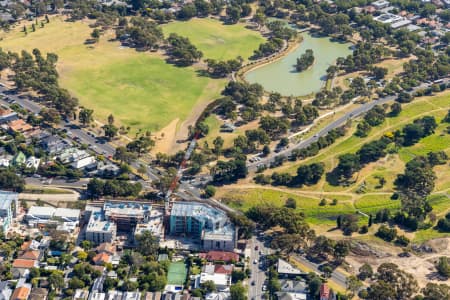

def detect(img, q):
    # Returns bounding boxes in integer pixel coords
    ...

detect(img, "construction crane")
[164,131,200,213]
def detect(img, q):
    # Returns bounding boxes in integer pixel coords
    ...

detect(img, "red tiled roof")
[20,241,31,251]
[8,119,32,133]
[96,242,115,254]
[214,264,233,274]
[11,286,30,300]
[19,250,40,260]
[12,259,37,268]
[93,253,110,265]
[320,284,330,299]
[199,251,239,262]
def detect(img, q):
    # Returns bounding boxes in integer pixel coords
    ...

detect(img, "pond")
[244,32,353,96]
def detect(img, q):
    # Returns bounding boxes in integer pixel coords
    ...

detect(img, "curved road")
[247,79,448,172]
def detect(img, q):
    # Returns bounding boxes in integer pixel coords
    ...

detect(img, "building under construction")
[84,201,164,244]
[168,202,236,252]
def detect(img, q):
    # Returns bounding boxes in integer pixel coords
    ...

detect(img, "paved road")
[0,87,41,114]
[248,235,268,300]
[0,86,116,159]
[248,79,448,171]
[292,255,348,289]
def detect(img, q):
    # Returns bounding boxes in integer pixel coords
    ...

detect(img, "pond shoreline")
[243,31,353,97]
[235,34,303,88]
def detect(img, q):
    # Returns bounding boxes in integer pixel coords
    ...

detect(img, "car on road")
[253,259,258,264]
[262,285,267,291]
[251,281,255,286]
[255,245,259,250]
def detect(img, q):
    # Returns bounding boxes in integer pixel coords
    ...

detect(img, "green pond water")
[244,33,353,96]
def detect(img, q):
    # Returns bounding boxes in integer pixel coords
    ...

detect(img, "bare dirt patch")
[346,238,450,288]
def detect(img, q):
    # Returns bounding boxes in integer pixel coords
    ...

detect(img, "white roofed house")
[71,155,97,169]
[196,264,232,291]
[25,156,40,169]
[56,148,97,170]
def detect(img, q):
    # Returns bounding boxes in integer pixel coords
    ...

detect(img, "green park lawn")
[218,91,450,239]
[162,18,265,61]
[0,16,262,133]
[271,91,450,192]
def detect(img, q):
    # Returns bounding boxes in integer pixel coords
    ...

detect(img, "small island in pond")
[296,49,315,72]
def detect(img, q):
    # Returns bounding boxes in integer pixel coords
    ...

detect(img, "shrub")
[375,225,397,242]
[394,235,410,247]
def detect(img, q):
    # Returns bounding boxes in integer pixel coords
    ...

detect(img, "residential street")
[248,235,268,300]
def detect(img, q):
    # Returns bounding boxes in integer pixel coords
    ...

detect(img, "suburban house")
[10,285,31,300]
[0,107,18,124]
[276,279,308,300]
[0,281,13,300]
[29,288,48,300]
[7,119,38,138]
[41,135,68,154]
[93,252,111,265]
[18,249,42,261]
[96,242,116,255]
[12,259,38,278]
[196,263,232,291]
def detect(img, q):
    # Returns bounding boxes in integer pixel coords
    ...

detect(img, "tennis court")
[167,261,187,286]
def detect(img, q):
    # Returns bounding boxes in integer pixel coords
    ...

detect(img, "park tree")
[203,185,216,198]
[296,49,315,72]
[253,12,266,29]
[40,108,61,125]
[397,91,413,103]
[347,276,363,298]
[79,108,94,126]
[177,4,197,20]
[285,198,297,209]
[212,136,224,156]
[114,146,137,164]
[355,120,371,137]
[91,29,100,42]
[126,136,155,156]
[296,162,325,185]
[226,5,241,24]
[335,153,360,181]
[371,66,388,80]
[436,257,450,278]
[167,33,203,66]
[395,156,436,219]
[373,263,418,300]
[102,124,118,140]
[358,263,373,281]
[390,102,402,116]
[107,114,114,125]
[421,282,450,300]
